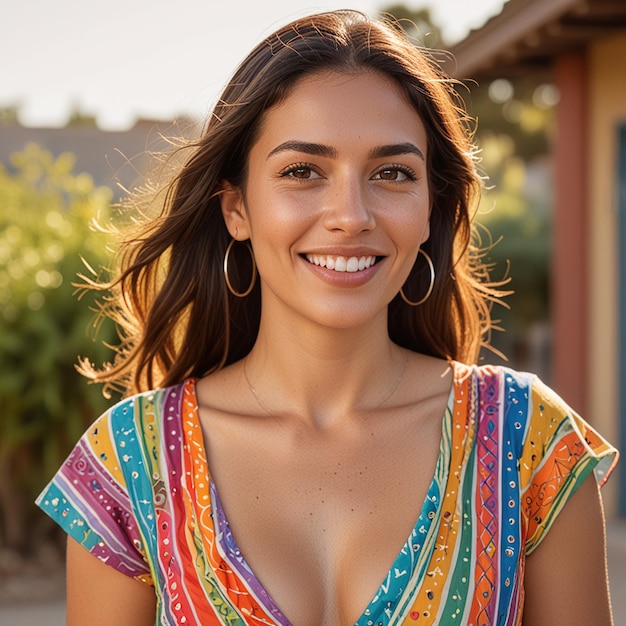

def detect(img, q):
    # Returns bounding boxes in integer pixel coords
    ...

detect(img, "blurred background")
[1,0,625,622]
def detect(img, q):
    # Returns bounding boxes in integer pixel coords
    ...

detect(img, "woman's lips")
[304,254,378,273]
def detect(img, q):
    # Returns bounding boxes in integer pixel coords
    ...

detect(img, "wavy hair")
[81,9,501,396]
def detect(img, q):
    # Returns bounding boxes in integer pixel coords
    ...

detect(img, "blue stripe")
[498,369,530,621]
[109,394,159,569]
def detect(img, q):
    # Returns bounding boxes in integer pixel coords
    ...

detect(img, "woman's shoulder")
[449,361,568,431]
[449,361,539,408]
[451,360,535,385]
[451,361,618,481]
[91,379,197,440]
[110,378,194,411]
[451,361,585,417]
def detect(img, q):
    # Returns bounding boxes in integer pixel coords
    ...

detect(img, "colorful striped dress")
[36,363,618,625]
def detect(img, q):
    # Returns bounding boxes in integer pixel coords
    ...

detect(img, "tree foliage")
[379,4,444,48]
[0,144,118,552]
[471,79,555,366]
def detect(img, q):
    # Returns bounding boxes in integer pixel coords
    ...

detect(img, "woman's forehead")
[252,69,428,156]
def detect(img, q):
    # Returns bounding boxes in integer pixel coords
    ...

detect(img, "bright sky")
[2,0,505,130]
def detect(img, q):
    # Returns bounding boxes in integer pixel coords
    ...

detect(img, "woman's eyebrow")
[266,140,425,162]
[369,143,425,161]
[267,141,337,159]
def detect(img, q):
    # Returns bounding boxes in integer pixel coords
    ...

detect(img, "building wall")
[552,53,589,416]
[588,32,626,515]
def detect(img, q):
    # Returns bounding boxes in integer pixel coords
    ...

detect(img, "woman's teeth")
[305,254,377,272]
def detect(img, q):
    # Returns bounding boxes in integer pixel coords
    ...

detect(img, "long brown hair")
[82,10,499,397]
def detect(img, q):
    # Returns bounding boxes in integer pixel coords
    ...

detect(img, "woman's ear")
[220,182,251,240]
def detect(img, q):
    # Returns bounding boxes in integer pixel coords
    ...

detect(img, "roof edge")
[444,0,580,78]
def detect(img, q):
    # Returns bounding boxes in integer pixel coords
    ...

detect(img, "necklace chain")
[243,353,409,417]
[243,359,274,417]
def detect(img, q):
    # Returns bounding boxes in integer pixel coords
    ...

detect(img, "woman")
[37,10,617,625]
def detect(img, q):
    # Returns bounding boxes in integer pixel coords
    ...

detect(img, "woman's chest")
[196,407,444,625]
[147,372,528,624]
[149,420,527,626]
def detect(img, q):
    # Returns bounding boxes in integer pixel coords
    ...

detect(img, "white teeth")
[305,255,377,273]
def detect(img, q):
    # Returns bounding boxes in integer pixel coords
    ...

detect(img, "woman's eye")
[373,166,416,182]
[280,164,320,180]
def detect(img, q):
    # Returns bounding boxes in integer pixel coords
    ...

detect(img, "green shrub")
[0,144,118,552]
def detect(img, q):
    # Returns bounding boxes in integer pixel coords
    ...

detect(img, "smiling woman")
[35,9,617,626]
[219,70,431,332]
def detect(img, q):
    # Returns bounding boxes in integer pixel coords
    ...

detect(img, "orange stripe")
[183,381,277,623]
[524,431,584,542]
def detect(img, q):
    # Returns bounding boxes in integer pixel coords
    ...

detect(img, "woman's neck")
[244,311,407,430]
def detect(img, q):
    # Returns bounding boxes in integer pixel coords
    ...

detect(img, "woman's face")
[221,69,431,332]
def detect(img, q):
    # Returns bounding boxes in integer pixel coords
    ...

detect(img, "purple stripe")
[474,370,501,623]
[211,482,292,625]
[53,451,147,575]
[160,385,186,477]
[65,440,143,539]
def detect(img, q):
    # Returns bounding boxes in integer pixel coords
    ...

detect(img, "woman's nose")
[322,179,375,235]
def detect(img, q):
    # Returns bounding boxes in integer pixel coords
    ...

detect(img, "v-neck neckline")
[187,363,459,625]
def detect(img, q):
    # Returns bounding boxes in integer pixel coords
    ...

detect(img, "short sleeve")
[36,399,154,584]
[519,376,619,554]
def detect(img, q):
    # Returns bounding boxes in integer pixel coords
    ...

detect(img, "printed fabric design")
[37,364,618,625]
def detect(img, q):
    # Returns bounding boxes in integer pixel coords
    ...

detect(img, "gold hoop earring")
[400,249,435,306]
[223,239,257,297]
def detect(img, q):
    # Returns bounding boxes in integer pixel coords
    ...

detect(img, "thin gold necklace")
[242,352,409,417]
